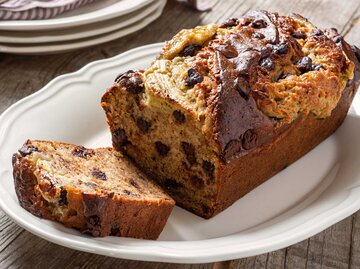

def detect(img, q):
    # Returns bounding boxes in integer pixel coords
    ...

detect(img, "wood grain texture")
[0,0,359,268]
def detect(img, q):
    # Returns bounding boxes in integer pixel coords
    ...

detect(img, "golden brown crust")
[13,140,174,239]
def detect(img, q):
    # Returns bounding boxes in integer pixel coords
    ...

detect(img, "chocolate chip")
[296,56,313,73]
[272,43,289,55]
[155,141,170,156]
[351,45,360,62]
[72,146,94,159]
[311,29,323,36]
[136,118,151,133]
[220,17,239,28]
[242,129,257,150]
[202,160,215,179]
[86,215,101,235]
[115,70,144,94]
[110,226,120,236]
[312,64,324,71]
[173,110,186,123]
[164,178,183,191]
[223,139,242,162]
[88,215,100,225]
[123,190,131,195]
[59,187,67,206]
[129,178,140,189]
[250,19,267,29]
[91,168,107,181]
[112,128,129,148]
[333,35,343,43]
[179,44,202,57]
[253,32,265,39]
[184,69,204,87]
[108,192,115,198]
[291,31,306,39]
[181,142,197,165]
[190,175,204,189]
[18,145,38,157]
[260,58,275,70]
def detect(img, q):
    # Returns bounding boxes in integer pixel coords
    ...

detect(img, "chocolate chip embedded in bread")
[311,29,323,36]
[85,215,101,236]
[202,160,215,179]
[296,56,313,73]
[136,117,151,133]
[179,44,202,57]
[91,168,107,181]
[129,178,141,190]
[18,145,38,157]
[123,189,131,195]
[190,175,204,189]
[220,18,239,28]
[250,19,267,29]
[333,35,343,43]
[184,69,204,87]
[272,43,289,55]
[155,141,170,156]
[242,129,257,150]
[291,31,306,39]
[260,58,275,70]
[223,139,242,162]
[115,70,144,94]
[112,128,129,148]
[163,178,183,191]
[173,110,186,123]
[59,187,68,206]
[72,146,94,159]
[110,226,120,236]
[181,142,197,165]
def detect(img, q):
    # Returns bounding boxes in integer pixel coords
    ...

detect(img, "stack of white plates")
[0,0,167,54]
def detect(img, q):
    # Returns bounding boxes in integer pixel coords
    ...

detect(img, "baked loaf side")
[102,11,360,218]
[13,140,175,239]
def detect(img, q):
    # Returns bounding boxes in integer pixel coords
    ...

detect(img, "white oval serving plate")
[0,2,166,55]
[0,43,360,263]
[0,0,153,31]
[0,0,162,44]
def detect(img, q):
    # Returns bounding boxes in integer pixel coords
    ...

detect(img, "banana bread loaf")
[13,140,175,239]
[102,10,360,218]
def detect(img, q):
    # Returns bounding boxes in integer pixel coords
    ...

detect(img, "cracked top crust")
[117,10,360,161]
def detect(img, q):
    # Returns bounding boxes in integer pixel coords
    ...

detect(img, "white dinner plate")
[0,0,163,44]
[0,43,360,263]
[0,2,166,55]
[0,0,153,31]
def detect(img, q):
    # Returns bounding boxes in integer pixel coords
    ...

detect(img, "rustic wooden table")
[1,0,360,268]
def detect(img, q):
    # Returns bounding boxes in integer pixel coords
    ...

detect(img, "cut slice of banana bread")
[101,11,360,218]
[12,140,175,239]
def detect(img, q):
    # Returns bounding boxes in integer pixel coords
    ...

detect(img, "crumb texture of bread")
[13,140,175,239]
[101,10,360,218]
